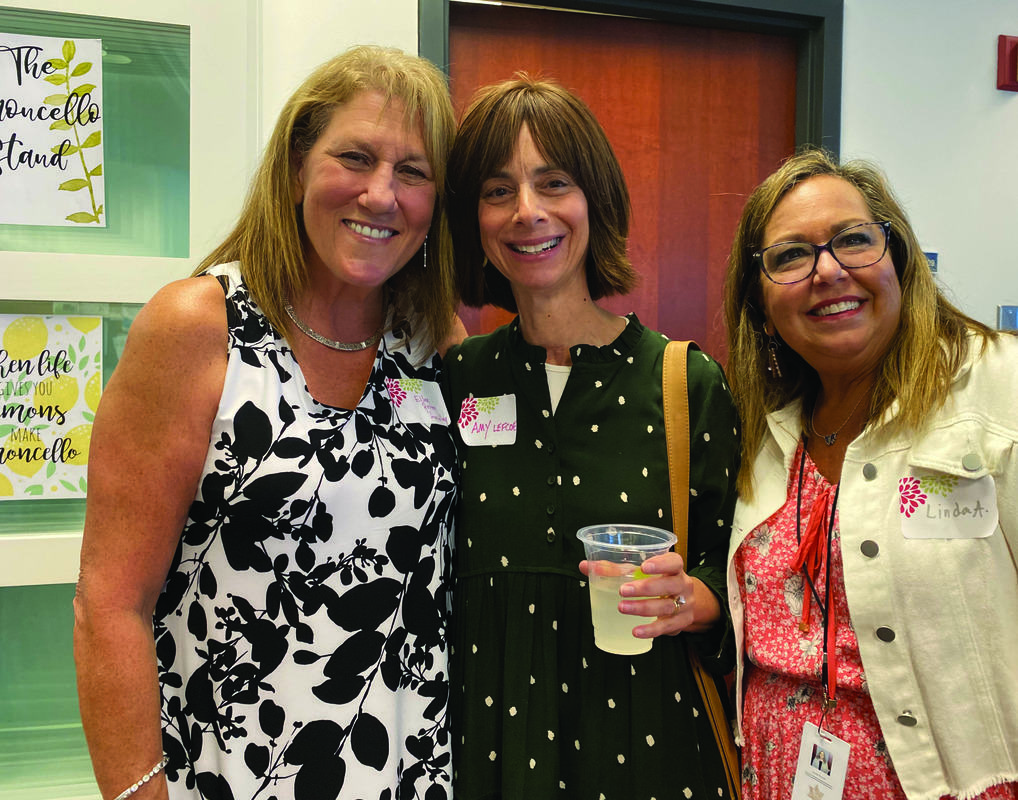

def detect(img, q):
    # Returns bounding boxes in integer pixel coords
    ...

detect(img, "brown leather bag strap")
[662,339,742,800]
[663,340,691,557]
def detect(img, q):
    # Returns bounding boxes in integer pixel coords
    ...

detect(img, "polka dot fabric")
[444,315,741,799]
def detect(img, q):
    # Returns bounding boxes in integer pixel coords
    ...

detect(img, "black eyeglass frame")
[754,220,893,285]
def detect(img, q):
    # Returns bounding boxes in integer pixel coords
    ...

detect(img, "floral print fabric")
[735,443,1018,800]
[153,264,456,800]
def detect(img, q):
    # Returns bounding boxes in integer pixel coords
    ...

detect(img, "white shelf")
[0,533,83,587]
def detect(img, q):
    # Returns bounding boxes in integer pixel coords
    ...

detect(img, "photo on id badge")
[790,723,850,800]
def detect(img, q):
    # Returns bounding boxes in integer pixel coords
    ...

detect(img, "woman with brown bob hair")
[75,45,463,799]
[443,75,741,799]
[723,148,1018,799]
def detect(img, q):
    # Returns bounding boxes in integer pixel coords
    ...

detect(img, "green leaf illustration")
[81,131,101,148]
[0,425,15,438]
[78,335,86,350]
[72,83,96,95]
[60,480,77,492]
[83,411,94,423]
[59,178,89,191]
[44,93,69,105]
[78,356,89,370]
[25,485,44,496]
[79,477,87,492]
[96,203,104,214]
[67,212,98,224]
[89,164,103,176]
[54,143,79,156]
[71,62,92,77]
[48,58,67,69]
[62,40,76,61]
[45,73,68,86]
[46,461,57,478]
[49,119,73,131]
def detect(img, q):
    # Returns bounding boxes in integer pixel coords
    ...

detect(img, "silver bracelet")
[112,755,169,800]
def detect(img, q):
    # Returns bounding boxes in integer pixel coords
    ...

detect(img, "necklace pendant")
[822,432,837,446]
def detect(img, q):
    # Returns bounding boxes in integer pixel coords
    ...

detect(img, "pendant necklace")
[284,300,383,352]
[810,391,866,447]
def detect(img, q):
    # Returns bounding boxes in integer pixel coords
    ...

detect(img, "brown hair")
[723,148,996,497]
[195,45,457,354]
[446,74,636,311]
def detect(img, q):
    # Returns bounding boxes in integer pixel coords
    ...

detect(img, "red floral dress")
[735,443,1018,800]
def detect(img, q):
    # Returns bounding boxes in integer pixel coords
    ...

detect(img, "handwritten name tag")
[457,394,517,446]
[386,378,450,426]
[898,472,998,539]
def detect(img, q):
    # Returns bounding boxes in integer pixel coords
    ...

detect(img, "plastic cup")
[576,523,677,655]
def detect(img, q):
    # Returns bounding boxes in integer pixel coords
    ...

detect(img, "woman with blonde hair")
[724,148,1018,800]
[75,45,462,799]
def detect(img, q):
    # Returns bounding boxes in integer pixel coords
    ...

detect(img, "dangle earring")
[422,238,428,270]
[766,336,783,379]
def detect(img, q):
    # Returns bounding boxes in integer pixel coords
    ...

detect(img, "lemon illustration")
[2,429,45,477]
[0,473,13,496]
[2,317,48,360]
[85,372,102,413]
[33,374,79,417]
[69,317,101,334]
[63,423,93,466]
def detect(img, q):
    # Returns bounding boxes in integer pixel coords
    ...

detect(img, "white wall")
[257,0,419,145]
[841,0,1018,327]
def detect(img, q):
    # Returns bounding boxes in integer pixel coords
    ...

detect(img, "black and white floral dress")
[154,263,456,800]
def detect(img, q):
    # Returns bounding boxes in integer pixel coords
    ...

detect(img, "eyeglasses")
[755,221,892,285]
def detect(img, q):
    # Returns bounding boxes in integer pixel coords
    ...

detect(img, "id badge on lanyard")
[790,440,851,800]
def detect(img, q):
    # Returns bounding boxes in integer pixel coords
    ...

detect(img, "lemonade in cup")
[576,524,677,655]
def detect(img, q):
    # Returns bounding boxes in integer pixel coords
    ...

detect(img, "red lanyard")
[792,440,841,725]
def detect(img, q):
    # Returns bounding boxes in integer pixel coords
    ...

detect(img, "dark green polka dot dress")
[443,315,741,800]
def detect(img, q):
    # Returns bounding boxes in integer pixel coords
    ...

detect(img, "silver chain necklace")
[284,300,383,352]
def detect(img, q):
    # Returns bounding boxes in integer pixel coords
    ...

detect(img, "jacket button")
[962,453,982,472]
[547,475,556,486]
[876,626,896,642]
[860,540,879,557]
[896,711,918,727]
[862,463,877,480]
[546,528,556,543]
[546,506,555,516]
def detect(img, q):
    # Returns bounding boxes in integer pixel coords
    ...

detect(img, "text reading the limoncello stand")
[0,348,80,464]
[0,44,100,176]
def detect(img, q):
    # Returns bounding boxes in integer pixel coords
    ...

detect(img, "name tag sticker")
[899,472,998,539]
[386,378,450,426]
[458,394,517,446]
[790,722,850,800]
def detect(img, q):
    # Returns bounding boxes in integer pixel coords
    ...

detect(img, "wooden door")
[449,3,797,362]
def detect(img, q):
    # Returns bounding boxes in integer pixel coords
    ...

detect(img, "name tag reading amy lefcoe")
[457,394,517,446]
[385,378,451,426]
[898,471,998,539]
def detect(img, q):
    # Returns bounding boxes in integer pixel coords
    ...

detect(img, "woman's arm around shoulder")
[73,275,228,798]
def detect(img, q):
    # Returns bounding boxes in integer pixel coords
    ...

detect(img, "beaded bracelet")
[112,755,169,800]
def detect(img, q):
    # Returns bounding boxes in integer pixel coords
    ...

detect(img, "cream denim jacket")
[727,334,1018,800]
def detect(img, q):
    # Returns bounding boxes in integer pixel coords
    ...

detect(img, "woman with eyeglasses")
[723,149,1018,800]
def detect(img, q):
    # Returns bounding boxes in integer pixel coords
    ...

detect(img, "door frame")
[418,0,842,154]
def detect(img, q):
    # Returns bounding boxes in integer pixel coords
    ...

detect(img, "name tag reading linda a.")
[457,394,517,446]
[898,472,998,539]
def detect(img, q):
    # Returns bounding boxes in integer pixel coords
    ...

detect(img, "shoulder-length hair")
[194,45,457,354]
[446,74,636,311]
[723,148,995,497]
